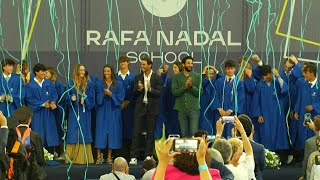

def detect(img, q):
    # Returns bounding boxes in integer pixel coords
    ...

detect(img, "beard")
[185,66,193,72]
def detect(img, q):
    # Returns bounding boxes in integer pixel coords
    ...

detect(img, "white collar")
[144,70,153,78]
[17,124,29,128]
[118,70,130,76]
[309,78,318,87]
[34,77,44,85]
[3,73,11,79]
[226,75,235,81]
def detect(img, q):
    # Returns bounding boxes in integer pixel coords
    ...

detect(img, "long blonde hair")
[46,67,58,82]
[73,64,88,93]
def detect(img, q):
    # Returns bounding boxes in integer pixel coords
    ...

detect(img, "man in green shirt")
[171,56,202,137]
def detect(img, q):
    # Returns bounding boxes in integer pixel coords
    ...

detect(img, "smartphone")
[304,113,311,125]
[173,139,199,153]
[207,135,215,142]
[222,116,234,123]
[315,155,320,165]
[168,134,180,139]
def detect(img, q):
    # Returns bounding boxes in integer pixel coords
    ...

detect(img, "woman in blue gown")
[65,64,95,164]
[95,64,124,164]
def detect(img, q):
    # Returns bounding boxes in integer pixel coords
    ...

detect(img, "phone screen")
[173,139,199,153]
[304,113,311,125]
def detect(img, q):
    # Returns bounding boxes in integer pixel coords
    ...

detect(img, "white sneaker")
[286,155,293,164]
[129,158,137,165]
[57,153,66,160]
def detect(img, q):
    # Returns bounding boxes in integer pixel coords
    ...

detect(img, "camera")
[304,113,311,126]
[222,116,234,123]
[173,139,199,153]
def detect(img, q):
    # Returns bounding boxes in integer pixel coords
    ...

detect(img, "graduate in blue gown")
[45,67,66,143]
[293,63,318,151]
[116,56,136,141]
[279,56,302,116]
[200,65,221,135]
[95,64,125,164]
[65,64,95,164]
[155,63,183,138]
[214,60,245,138]
[25,63,59,148]
[154,67,169,139]
[0,59,25,118]
[251,65,289,151]
[237,57,259,141]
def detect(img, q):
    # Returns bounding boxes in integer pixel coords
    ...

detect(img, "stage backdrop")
[1,0,319,78]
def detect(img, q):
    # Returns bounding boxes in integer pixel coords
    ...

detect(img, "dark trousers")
[130,103,157,158]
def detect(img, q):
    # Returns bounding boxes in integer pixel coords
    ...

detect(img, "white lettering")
[227,31,241,46]
[175,31,192,46]
[209,31,226,46]
[157,31,173,46]
[194,31,209,46]
[86,30,101,45]
[102,31,119,45]
[134,31,150,45]
[121,31,134,45]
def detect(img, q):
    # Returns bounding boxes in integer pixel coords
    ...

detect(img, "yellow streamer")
[21,0,42,60]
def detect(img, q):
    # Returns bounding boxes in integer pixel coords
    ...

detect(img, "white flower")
[43,148,54,161]
[265,149,281,168]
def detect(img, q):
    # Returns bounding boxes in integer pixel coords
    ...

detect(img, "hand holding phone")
[304,113,311,126]
[173,139,199,153]
[222,116,234,123]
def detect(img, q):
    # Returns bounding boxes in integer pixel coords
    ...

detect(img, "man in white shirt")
[129,58,162,165]
[100,157,136,180]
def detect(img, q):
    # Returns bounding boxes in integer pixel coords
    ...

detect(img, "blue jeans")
[178,110,200,137]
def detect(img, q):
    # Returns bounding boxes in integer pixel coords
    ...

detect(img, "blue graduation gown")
[95,80,125,149]
[163,77,181,135]
[214,77,245,138]
[116,73,135,139]
[251,79,289,150]
[66,80,95,144]
[243,77,256,116]
[53,80,66,142]
[25,79,59,147]
[279,64,302,119]
[154,73,168,139]
[0,74,25,118]
[200,74,222,135]
[292,79,318,150]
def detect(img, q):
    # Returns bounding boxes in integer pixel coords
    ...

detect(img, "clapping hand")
[137,80,144,90]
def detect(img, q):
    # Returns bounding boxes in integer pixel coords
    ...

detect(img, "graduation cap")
[7,105,33,129]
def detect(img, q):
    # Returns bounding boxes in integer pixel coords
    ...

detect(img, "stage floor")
[45,162,303,180]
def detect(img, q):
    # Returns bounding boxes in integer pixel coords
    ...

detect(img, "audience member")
[237,114,265,180]
[194,130,234,180]
[99,157,136,180]
[153,138,221,180]
[6,105,47,179]
[301,116,320,179]
[141,157,157,180]
[215,116,254,180]
[0,111,8,179]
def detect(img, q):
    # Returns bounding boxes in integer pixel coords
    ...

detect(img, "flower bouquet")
[43,148,54,161]
[265,149,281,168]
